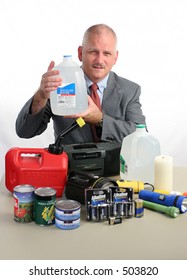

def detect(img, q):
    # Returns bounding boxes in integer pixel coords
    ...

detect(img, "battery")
[109,216,122,225]
[112,202,118,217]
[90,205,99,221]
[134,199,144,218]
[126,202,134,217]
[99,203,109,221]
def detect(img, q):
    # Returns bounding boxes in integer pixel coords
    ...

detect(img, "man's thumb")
[47,61,55,71]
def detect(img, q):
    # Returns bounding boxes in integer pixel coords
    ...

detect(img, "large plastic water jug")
[50,55,88,115]
[120,124,161,184]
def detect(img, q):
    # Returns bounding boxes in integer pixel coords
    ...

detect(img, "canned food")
[55,199,81,229]
[34,187,56,226]
[55,217,80,230]
[13,185,35,223]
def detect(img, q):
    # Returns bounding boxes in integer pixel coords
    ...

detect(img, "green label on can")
[34,199,55,225]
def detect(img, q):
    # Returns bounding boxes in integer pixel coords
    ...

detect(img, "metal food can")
[134,198,144,218]
[13,185,35,223]
[34,187,56,226]
[55,217,80,230]
[55,199,81,229]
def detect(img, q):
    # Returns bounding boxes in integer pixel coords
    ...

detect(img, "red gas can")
[5,147,68,197]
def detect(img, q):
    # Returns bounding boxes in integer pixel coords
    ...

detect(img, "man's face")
[78,32,118,83]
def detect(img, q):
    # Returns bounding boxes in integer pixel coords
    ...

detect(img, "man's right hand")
[31,61,62,114]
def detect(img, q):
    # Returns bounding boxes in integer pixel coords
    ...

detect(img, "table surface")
[0,166,187,260]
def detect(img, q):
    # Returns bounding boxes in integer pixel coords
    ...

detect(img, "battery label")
[113,192,127,203]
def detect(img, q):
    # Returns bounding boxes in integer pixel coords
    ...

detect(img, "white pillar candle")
[154,155,173,191]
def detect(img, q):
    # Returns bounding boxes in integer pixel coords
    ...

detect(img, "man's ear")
[78,46,83,62]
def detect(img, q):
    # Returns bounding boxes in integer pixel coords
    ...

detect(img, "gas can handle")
[15,148,44,159]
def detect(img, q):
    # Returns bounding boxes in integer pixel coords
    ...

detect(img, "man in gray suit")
[16,24,146,144]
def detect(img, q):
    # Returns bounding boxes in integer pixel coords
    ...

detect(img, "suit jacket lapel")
[102,72,121,115]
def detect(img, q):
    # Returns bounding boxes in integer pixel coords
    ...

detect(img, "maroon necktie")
[90,83,101,110]
[90,83,101,142]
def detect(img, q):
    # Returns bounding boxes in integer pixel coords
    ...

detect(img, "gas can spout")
[48,117,85,154]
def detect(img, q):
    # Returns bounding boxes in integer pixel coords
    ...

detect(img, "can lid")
[34,187,56,197]
[13,185,35,193]
[55,199,81,211]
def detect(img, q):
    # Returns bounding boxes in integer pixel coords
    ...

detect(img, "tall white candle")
[154,155,173,191]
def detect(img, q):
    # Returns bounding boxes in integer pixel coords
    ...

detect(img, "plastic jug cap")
[136,124,146,128]
[63,55,72,58]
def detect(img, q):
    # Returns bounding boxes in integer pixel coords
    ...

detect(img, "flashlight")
[154,190,182,195]
[139,190,187,213]
[117,180,154,193]
[143,200,179,218]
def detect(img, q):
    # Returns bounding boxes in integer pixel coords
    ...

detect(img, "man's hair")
[82,23,118,48]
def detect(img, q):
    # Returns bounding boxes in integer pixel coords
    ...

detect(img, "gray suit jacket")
[16,71,146,144]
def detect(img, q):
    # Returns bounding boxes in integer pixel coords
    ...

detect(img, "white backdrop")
[0,0,187,179]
